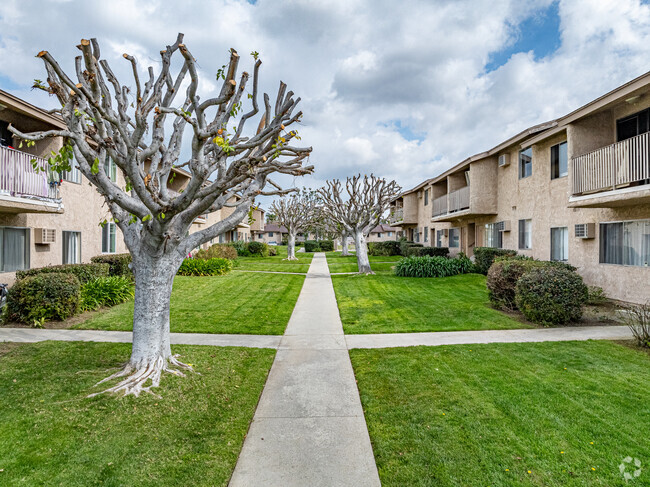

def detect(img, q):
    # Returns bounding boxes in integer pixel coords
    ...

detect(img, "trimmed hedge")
[80,276,135,311]
[473,247,518,274]
[515,266,588,326]
[247,241,269,257]
[304,240,320,252]
[16,263,109,285]
[394,254,473,278]
[6,273,80,323]
[91,253,132,277]
[406,246,450,258]
[319,240,334,252]
[195,244,238,261]
[177,258,233,276]
[368,241,401,256]
[400,241,423,256]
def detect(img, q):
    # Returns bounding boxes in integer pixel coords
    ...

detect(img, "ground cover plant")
[177,257,233,276]
[76,273,305,335]
[350,340,650,486]
[331,273,528,333]
[0,341,274,486]
[80,276,135,311]
[394,254,473,277]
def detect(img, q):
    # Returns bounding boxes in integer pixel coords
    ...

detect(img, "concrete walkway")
[229,253,381,487]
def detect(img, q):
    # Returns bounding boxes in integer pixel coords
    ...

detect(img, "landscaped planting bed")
[75,272,305,335]
[0,341,275,486]
[332,273,529,333]
[351,340,650,486]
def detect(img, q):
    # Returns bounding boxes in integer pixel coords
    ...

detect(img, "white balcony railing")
[432,194,447,217]
[391,208,404,222]
[449,186,470,213]
[0,145,60,200]
[572,131,650,196]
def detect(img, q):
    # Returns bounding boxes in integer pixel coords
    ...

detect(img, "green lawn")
[328,262,397,273]
[326,253,403,262]
[75,273,304,335]
[332,273,529,333]
[0,341,275,486]
[233,246,313,273]
[351,341,650,486]
[233,263,310,273]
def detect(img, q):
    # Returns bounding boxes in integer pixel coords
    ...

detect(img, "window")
[600,219,650,266]
[101,223,116,253]
[550,142,568,179]
[436,230,443,247]
[484,223,502,249]
[268,232,274,237]
[0,227,30,272]
[617,108,650,142]
[62,159,82,184]
[449,228,460,248]
[414,230,420,243]
[518,219,532,249]
[62,231,81,264]
[105,158,117,182]
[0,121,12,147]
[519,147,532,179]
[550,227,568,261]
[424,226,429,242]
[387,232,392,237]
[424,189,429,206]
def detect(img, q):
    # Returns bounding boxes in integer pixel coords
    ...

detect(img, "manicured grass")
[75,273,304,335]
[0,341,275,486]
[237,245,314,264]
[332,273,529,333]
[328,262,397,273]
[351,341,650,486]
[233,263,310,273]
[326,253,403,262]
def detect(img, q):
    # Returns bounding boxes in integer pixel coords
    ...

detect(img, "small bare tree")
[11,35,312,396]
[318,175,400,274]
[270,190,317,260]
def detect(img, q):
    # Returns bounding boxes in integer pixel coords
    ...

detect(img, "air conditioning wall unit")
[498,220,511,232]
[34,228,56,245]
[498,153,510,167]
[575,223,595,239]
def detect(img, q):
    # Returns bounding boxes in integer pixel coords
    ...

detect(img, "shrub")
[586,285,608,305]
[619,302,650,348]
[6,273,80,323]
[368,241,401,256]
[394,254,473,278]
[16,263,109,285]
[177,258,233,276]
[406,246,450,258]
[91,253,132,277]
[486,258,532,310]
[268,246,278,256]
[473,247,518,274]
[195,244,238,261]
[319,240,334,252]
[399,241,423,256]
[247,241,269,257]
[304,240,320,252]
[515,266,588,326]
[80,276,135,311]
[228,241,250,257]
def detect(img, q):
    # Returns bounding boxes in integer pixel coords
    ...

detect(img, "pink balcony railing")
[0,145,60,200]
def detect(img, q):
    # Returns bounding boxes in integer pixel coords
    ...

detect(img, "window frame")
[105,158,118,183]
[599,219,650,267]
[550,141,568,180]
[0,226,30,272]
[101,222,116,254]
[519,147,533,179]
[424,189,429,206]
[518,219,532,250]
[449,228,460,248]
[62,230,82,264]
[550,226,569,262]
[484,222,503,249]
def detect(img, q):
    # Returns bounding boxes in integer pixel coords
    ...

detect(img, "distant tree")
[11,35,312,396]
[270,190,317,260]
[265,212,277,223]
[318,175,400,274]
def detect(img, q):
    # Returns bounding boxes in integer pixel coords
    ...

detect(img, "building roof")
[370,224,399,233]
[262,223,288,233]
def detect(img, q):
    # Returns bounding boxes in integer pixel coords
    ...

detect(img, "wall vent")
[498,154,510,167]
[575,223,595,239]
[34,228,56,244]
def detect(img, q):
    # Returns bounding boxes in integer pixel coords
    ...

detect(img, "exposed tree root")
[283,256,299,261]
[88,354,194,398]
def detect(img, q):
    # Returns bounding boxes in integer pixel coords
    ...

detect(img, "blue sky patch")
[383,119,426,143]
[485,1,561,73]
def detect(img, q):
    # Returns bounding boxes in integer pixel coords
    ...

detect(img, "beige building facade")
[366,224,400,242]
[390,72,650,304]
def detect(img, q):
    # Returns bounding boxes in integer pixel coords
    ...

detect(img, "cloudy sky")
[1,0,650,197]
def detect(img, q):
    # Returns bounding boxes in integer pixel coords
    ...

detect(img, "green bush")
[406,246,450,258]
[247,241,269,257]
[304,240,320,252]
[228,241,250,257]
[473,247,518,274]
[399,241,423,256]
[16,263,109,284]
[80,276,135,311]
[394,254,473,278]
[6,273,80,323]
[268,246,278,256]
[195,244,238,261]
[91,253,132,277]
[586,286,608,305]
[319,240,334,252]
[368,241,401,256]
[177,258,233,276]
[515,266,588,326]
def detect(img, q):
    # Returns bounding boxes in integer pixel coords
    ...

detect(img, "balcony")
[0,146,63,213]
[570,131,650,208]
[390,208,404,224]
[432,186,470,220]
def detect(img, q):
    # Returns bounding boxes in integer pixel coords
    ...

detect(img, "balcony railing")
[390,208,404,223]
[572,131,650,196]
[432,194,447,217]
[449,186,470,213]
[0,145,60,200]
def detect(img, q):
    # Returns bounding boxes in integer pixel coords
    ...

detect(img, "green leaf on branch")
[91,158,99,175]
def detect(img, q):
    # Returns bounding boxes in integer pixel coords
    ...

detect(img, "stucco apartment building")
[0,90,257,283]
[390,72,650,304]
[367,224,400,242]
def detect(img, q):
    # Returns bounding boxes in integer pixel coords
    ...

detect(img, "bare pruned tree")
[270,190,317,260]
[10,35,312,396]
[318,175,400,274]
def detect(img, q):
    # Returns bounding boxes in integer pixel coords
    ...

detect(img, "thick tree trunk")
[354,230,373,274]
[90,252,191,397]
[286,232,298,260]
[341,234,350,256]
